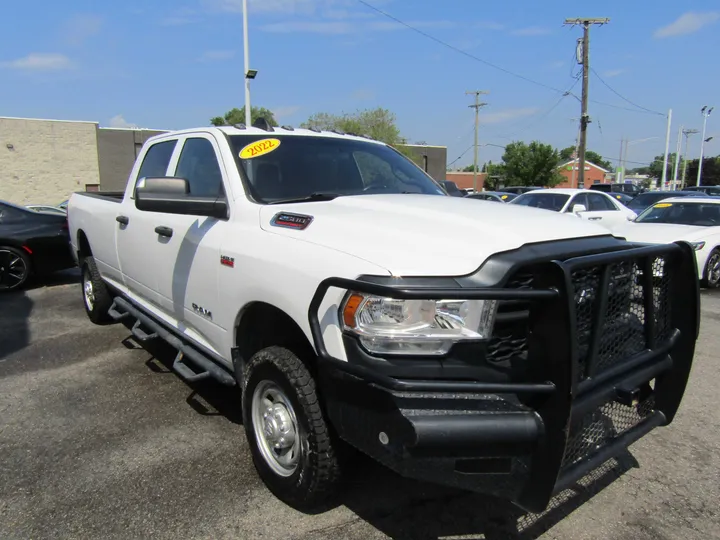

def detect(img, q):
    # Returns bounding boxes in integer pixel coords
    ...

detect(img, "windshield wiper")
[267,192,341,205]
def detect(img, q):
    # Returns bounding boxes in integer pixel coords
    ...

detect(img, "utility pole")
[671,125,682,190]
[661,109,672,189]
[564,17,610,189]
[466,90,489,192]
[618,137,624,182]
[698,106,714,186]
[681,128,699,189]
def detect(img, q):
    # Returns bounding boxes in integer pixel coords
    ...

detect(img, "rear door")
[116,138,178,306]
[584,192,628,227]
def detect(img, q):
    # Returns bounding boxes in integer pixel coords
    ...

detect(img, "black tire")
[702,248,720,289]
[82,256,114,324]
[0,245,31,292]
[242,346,341,510]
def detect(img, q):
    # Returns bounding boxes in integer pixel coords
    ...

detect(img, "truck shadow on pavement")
[0,290,33,361]
[126,330,640,540]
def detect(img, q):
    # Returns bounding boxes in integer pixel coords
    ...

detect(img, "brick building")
[556,159,610,189]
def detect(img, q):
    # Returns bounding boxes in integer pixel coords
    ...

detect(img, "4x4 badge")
[270,212,314,230]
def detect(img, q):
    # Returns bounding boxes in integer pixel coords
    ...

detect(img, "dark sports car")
[0,200,75,291]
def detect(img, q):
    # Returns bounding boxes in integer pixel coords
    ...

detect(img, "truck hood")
[612,222,708,244]
[259,194,611,276]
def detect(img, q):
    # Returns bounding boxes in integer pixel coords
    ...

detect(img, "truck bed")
[74,191,125,203]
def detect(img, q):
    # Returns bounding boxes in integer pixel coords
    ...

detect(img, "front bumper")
[308,240,699,513]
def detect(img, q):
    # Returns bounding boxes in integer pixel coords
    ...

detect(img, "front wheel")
[702,249,720,289]
[242,346,342,510]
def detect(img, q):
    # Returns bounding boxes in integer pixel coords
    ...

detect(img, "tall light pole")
[681,128,699,189]
[697,106,714,186]
[242,0,256,127]
[661,109,672,189]
[671,125,682,190]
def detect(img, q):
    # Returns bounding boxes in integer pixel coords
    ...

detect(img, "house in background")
[556,159,610,189]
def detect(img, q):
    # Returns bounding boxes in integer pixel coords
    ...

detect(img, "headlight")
[341,294,497,355]
[690,241,706,251]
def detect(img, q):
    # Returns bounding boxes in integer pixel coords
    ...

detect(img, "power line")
[356,0,566,94]
[357,1,656,117]
[590,68,665,116]
[447,145,474,167]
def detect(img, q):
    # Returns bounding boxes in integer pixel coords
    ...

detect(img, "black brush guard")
[307,241,699,512]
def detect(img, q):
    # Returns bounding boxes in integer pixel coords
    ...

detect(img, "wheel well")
[77,230,92,263]
[235,302,315,370]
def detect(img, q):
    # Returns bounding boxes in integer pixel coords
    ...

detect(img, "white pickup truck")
[68,124,700,513]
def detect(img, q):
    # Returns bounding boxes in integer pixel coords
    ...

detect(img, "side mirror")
[135,176,228,220]
[572,204,587,215]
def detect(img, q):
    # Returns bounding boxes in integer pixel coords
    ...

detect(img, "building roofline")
[557,158,610,174]
[0,115,99,125]
[401,144,447,149]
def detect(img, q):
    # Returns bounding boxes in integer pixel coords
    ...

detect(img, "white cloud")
[108,115,137,129]
[1,53,74,71]
[603,69,625,78]
[511,26,551,36]
[272,106,301,119]
[475,21,505,31]
[654,11,719,38]
[351,88,375,100]
[203,0,319,14]
[549,60,565,69]
[200,50,236,61]
[60,14,104,46]
[323,8,376,20]
[480,107,539,124]
[160,7,199,26]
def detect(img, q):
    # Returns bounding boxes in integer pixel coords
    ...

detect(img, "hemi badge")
[220,255,235,268]
[271,212,314,230]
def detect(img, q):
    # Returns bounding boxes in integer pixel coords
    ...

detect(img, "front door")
[153,134,230,354]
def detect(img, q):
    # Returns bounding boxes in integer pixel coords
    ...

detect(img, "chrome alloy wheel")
[708,252,720,287]
[251,380,301,476]
[83,268,95,310]
[0,249,28,291]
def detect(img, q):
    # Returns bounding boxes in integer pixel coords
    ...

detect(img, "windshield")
[510,192,569,212]
[229,135,446,203]
[636,202,720,226]
[628,193,682,210]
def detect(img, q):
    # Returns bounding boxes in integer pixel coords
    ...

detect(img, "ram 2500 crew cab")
[68,125,699,512]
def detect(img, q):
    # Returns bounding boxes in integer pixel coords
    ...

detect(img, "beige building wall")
[0,117,101,205]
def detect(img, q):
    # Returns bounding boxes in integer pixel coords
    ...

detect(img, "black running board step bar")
[173,351,211,382]
[131,320,158,341]
[110,296,236,386]
[108,301,131,321]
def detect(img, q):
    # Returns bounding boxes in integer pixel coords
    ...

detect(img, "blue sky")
[1,0,719,170]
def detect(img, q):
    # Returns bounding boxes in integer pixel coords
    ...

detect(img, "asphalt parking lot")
[1,273,719,540]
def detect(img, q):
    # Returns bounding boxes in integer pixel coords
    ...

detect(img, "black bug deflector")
[308,240,699,513]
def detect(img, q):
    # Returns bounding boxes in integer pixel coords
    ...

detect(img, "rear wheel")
[0,246,31,292]
[242,346,342,510]
[702,249,720,289]
[82,256,114,324]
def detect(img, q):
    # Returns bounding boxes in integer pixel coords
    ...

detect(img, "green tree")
[502,141,563,187]
[647,153,684,181]
[463,164,479,172]
[684,156,720,186]
[210,106,278,127]
[558,146,613,171]
[301,107,417,160]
